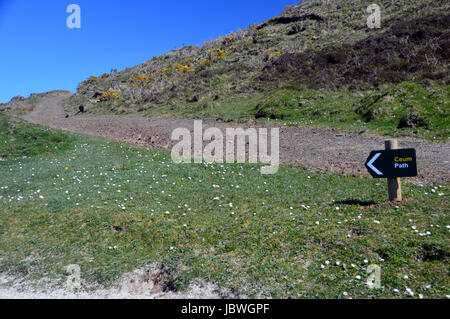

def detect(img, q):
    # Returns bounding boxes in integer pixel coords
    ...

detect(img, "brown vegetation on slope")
[262,14,450,90]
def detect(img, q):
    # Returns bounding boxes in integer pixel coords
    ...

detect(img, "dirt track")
[23,94,449,184]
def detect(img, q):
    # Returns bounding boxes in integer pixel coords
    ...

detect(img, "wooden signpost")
[365,139,418,202]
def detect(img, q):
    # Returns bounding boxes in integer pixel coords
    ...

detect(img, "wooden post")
[385,139,402,202]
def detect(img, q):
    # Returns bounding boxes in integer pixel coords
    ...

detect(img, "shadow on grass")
[335,199,377,207]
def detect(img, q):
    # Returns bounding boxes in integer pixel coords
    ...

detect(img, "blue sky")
[0,0,299,103]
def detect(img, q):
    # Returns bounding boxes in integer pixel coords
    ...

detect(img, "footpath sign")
[365,140,418,202]
[365,149,417,178]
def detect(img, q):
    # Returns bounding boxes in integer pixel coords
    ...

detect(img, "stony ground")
[23,94,449,184]
[0,270,225,299]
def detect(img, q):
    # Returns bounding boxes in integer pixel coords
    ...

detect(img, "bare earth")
[23,94,449,184]
[0,267,228,299]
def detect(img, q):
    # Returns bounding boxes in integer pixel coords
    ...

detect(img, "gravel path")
[23,94,449,184]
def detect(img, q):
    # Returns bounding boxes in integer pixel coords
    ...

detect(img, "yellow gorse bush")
[174,63,194,72]
[223,35,234,44]
[88,76,103,83]
[198,59,211,67]
[134,74,152,87]
[265,48,282,60]
[208,49,231,61]
[136,75,150,81]
[160,67,171,74]
[102,90,121,100]
[249,23,265,40]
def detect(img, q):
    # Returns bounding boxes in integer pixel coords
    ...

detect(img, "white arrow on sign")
[367,153,383,176]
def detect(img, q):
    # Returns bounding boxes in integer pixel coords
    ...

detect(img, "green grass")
[0,115,448,298]
[0,115,75,158]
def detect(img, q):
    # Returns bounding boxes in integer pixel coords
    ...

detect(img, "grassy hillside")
[63,0,450,139]
[122,82,449,140]
[0,115,448,298]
